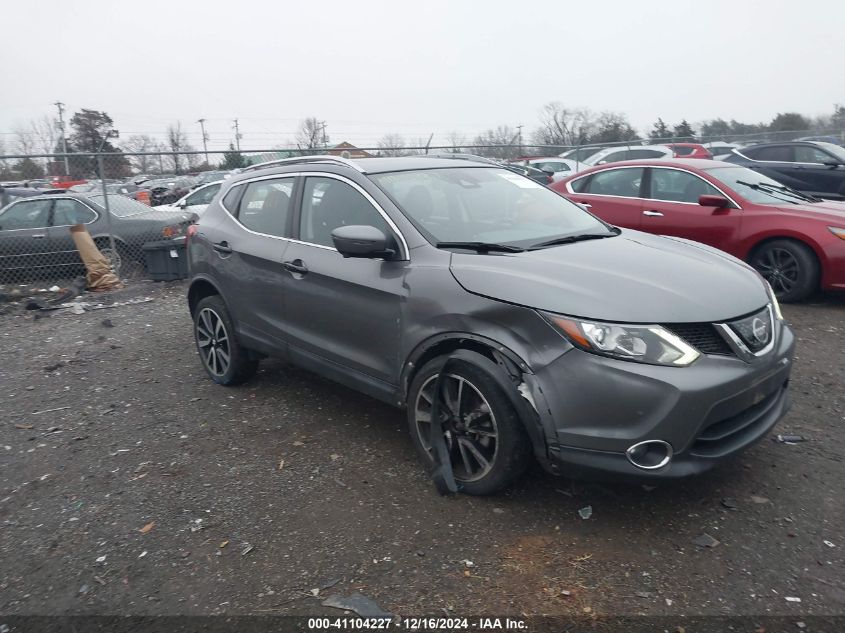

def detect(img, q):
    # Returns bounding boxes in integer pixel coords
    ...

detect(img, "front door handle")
[32,234,46,239]
[283,259,308,275]
[643,210,664,217]
[578,201,592,208]
[212,241,232,254]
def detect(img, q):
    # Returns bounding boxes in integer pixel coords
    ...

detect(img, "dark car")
[0,192,196,278]
[552,159,845,302]
[0,186,55,208]
[140,178,194,206]
[186,155,793,495]
[724,141,845,199]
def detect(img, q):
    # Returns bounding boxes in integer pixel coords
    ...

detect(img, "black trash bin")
[142,237,188,281]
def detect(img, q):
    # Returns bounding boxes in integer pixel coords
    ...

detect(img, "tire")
[407,357,531,495]
[193,295,258,385]
[94,238,130,275]
[749,239,819,303]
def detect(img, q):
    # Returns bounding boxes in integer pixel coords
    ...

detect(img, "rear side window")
[52,199,97,225]
[222,184,243,213]
[569,176,590,193]
[629,149,668,159]
[186,183,221,206]
[585,168,644,197]
[596,150,629,164]
[236,178,294,237]
[794,145,834,163]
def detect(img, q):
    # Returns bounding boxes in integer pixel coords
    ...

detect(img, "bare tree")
[296,117,326,152]
[166,123,193,174]
[532,103,595,150]
[122,135,157,174]
[377,133,408,156]
[11,123,35,155]
[446,131,469,153]
[471,126,519,160]
[30,116,58,155]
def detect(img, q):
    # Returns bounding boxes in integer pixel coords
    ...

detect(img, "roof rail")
[425,153,500,165]
[241,155,366,173]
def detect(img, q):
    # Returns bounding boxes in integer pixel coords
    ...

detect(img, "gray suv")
[187,155,795,494]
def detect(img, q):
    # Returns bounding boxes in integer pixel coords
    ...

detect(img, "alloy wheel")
[414,373,499,482]
[754,247,799,295]
[196,307,231,377]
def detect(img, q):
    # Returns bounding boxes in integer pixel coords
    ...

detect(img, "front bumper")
[534,320,795,480]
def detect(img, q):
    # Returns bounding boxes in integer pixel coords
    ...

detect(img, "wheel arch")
[746,234,823,267]
[188,275,223,316]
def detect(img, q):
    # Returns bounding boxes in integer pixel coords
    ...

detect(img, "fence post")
[96,153,119,272]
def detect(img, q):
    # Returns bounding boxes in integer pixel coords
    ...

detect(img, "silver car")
[187,155,794,495]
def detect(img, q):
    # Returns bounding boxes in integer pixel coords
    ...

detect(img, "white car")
[153,180,223,217]
[524,158,580,182]
[703,142,741,160]
[571,145,674,172]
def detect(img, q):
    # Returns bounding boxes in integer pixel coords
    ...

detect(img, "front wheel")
[407,357,531,495]
[749,239,819,303]
[193,295,258,385]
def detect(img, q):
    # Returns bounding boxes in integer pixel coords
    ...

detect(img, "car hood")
[785,200,845,221]
[448,229,769,323]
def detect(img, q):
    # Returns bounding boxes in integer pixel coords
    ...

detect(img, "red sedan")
[552,159,845,301]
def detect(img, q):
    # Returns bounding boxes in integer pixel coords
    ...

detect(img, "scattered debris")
[95,555,107,563]
[823,540,836,548]
[101,318,114,328]
[578,505,593,520]
[241,544,254,556]
[785,596,802,603]
[93,575,106,586]
[692,533,721,548]
[219,540,229,549]
[310,588,320,597]
[189,519,204,532]
[721,498,739,510]
[751,495,770,504]
[14,424,34,430]
[322,592,393,618]
[463,560,475,568]
[32,406,70,416]
[635,591,653,598]
[139,522,155,534]
[138,551,147,558]
[492,507,505,514]
[43,361,65,372]
[78,584,90,595]
[642,485,656,492]
[277,459,285,471]
[776,434,806,444]
[321,578,341,590]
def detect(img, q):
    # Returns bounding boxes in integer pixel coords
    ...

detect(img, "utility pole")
[232,118,241,152]
[197,118,209,165]
[54,101,70,176]
[516,124,524,155]
[318,121,328,149]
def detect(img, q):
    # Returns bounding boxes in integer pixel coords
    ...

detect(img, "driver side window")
[299,177,390,248]
[794,146,835,164]
[0,199,51,230]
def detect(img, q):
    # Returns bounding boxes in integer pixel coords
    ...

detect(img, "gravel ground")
[0,281,843,626]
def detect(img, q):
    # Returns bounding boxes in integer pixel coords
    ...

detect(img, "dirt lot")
[0,280,843,628]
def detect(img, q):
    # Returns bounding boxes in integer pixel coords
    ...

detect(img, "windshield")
[371,167,612,246]
[88,194,152,217]
[706,166,815,205]
[817,142,845,162]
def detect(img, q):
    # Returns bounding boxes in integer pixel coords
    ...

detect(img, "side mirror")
[698,194,730,208]
[176,198,189,208]
[540,168,555,176]
[331,225,395,259]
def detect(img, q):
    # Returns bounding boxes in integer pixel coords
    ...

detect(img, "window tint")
[237,178,293,237]
[300,177,389,248]
[88,194,151,217]
[0,199,51,229]
[794,145,835,163]
[746,146,793,162]
[629,149,669,159]
[186,183,221,206]
[52,199,97,225]
[669,146,694,156]
[534,161,569,173]
[585,168,644,197]
[222,184,243,212]
[650,169,720,203]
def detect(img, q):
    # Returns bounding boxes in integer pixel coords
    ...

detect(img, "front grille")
[662,323,734,356]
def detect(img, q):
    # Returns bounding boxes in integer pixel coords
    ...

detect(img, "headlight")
[542,313,700,366]
[829,227,845,240]
[765,281,783,321]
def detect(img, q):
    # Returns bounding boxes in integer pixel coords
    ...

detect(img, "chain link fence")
[1,128,843,289]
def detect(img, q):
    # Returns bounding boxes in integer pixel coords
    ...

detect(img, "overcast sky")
[1,0,843,152]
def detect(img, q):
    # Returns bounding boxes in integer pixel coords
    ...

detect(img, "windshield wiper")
[436,241,525,253]
[757,182,822,203]
[528,230,619,250]
[735,180,811,204]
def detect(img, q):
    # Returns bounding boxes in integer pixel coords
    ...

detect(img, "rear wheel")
[193,295,258,385]
[749,239,819,303]
[94,238,129,275]
[407,357,530,495]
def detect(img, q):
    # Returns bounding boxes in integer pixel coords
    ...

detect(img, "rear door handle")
[283,260,308,275]
[578,201,592,208]
[643,210,664,217]
[32,234,46,239]
[212,241,232,254]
